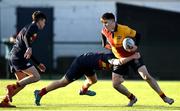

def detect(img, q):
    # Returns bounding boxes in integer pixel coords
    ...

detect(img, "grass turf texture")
[0,80,180,111]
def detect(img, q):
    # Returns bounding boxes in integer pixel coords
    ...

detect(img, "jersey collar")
[111,23,118,32]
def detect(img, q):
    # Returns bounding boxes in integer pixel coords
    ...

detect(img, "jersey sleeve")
[24,25,38,48]
[125,26,136,38]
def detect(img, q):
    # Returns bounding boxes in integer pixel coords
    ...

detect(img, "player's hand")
[108,58,121,66]
[24,47,32,59]
[132,52,141,59]
[38,63,46,72]
[126,45,137,52]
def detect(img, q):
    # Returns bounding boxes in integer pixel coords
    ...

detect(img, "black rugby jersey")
[77,52,114,70]
[11,22,40,65]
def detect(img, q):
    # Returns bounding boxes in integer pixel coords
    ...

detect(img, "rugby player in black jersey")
[34,52,140,106]
[0,11,47,107]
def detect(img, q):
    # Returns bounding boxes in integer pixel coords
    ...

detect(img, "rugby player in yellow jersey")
[100,12,174,106]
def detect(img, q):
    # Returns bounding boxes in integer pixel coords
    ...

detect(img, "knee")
[142,74,153,82]
[113,82,120,89]
[32,73,41,82]
[138,66,154,81]
[35,74,41,81]
[112,79,124,89]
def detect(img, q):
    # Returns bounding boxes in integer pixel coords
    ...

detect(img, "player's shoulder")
[29,22,38,30]
[118,24,129,29]
[117,24,135,33]
[24,23,38,35]
[25,22,38,32]
[82,52,96,56]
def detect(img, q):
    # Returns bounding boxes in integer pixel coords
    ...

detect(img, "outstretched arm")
[108,52,140,65]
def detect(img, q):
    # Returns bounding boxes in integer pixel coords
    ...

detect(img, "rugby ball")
[122,38,135,50]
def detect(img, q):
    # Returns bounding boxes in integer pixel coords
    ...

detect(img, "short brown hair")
[32,11,47,22]
[101,12,115,20]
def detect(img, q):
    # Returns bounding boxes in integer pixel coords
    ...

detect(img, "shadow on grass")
[11,104,180,110]
[133,105,180,110]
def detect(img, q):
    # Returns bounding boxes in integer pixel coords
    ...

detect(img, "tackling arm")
[108,52,140,65]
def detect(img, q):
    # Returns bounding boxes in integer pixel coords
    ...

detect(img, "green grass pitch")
[0,79,180,111]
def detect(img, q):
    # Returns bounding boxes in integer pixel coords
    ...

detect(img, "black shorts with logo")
[9,54,33,73]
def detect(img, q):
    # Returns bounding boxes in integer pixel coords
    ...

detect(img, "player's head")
[101,12,115,21]
[32,11,47,29]
[100,12,116,31]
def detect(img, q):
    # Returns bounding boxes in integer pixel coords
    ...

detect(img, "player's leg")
[34,57,83,105]
[6,66,40,91]
[45,76,71,92]
[6,71,26,101]
[0,71,26,107]
[34,76,71,106]
[18,66,40,86]
[112,64,137,106]
[138,65,174,105]
[79,74,97,96]
[5,66,40,102]
[13,71,27,95]
[0,97,16,108]
[112,72,137,106]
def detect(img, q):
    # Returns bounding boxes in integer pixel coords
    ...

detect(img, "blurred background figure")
[2,34,16,79]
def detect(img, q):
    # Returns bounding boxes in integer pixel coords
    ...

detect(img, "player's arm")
[125,26,141,52]
[126,32,141,52]
[125,45,138,52]
[24,25,37,48]
[23,36,32,59]
[31,55,46,72]
[133,32,141,46]
[101,34,111,49]
[24,33,32,49]
[126,26,141,47]
[24,32,32,58]
[108,52,140,65]
[24,25,38,59]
